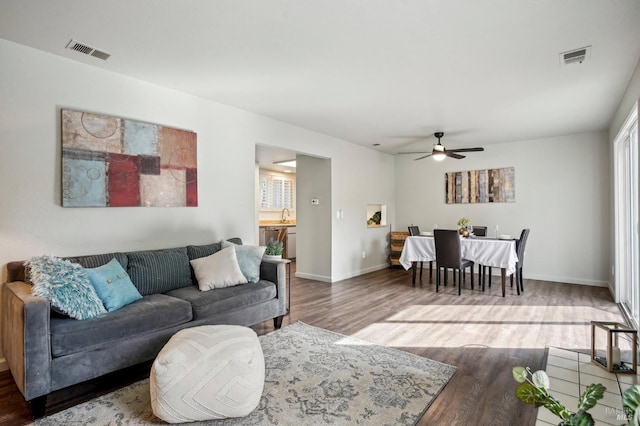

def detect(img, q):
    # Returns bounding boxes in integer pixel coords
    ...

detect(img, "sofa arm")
[1,281,52,400]
[259,260,287,315]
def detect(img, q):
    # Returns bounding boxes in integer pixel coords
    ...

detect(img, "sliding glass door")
[615,106,639,327]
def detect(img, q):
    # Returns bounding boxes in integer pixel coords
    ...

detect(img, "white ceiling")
[255,145,298,174]
[2,0,640,155]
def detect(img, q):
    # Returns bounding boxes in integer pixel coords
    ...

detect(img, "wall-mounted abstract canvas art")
[445,167,515,204]
[62,109,197,207]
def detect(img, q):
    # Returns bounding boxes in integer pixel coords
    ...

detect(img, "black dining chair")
[472,226,488,290]
[433,229,474,295]
[510,229,530,293]
[473,226,487,236]
[407,225,434,285]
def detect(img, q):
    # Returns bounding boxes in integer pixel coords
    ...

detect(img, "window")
[260,174,295,210]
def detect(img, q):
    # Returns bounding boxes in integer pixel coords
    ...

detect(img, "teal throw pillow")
[221,240,266,283]
[25,255,107,320]
[85,258,142,312]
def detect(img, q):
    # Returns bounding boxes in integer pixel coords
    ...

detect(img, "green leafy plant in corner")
[265,238,284,256]
[512,366,605,425]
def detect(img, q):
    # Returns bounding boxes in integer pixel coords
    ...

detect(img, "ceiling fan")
[400,132,484,161]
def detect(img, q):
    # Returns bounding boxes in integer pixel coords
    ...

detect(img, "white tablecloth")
[399,236,518,275]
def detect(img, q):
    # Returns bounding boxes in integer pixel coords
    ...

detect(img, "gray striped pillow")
[126,247,192,295]
[186,242,222,260]
[187,238,243,260]
[65,252,128,270]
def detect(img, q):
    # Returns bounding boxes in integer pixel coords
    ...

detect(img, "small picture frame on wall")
[61,109,198,207]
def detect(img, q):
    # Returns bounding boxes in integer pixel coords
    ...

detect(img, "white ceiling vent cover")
[560,46,591,66]
[65,39,111,61]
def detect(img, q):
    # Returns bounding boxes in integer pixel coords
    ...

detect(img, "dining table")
[399,234,519,297]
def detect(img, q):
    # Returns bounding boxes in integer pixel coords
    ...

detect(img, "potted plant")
[512,366,605,425]
[264,238,284,260]
[513,365,640,424]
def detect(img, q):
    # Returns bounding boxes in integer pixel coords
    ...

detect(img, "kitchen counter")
[259,220,296,227]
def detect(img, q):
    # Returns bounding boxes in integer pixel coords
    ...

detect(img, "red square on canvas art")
[107,154,141,206]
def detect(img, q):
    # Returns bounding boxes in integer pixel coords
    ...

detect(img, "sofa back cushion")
[65,252,128,270]
[126,247,192,295]
[186,242,222,260]
[186,238,243,261]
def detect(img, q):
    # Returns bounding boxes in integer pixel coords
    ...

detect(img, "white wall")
[395,131,611,286]
[330,145,396,281]
[0,39,396,368]
[610,58,640,141]
[296,155,332,281]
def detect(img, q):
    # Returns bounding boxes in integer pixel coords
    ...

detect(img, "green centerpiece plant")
[457,217,471,236]
[457,217,470,227]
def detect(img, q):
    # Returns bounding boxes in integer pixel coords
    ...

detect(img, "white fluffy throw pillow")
[190,246,248,291]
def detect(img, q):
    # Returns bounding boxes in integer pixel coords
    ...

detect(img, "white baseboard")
[295,263,390,283]
[297,266,609,287]
[294,272,332,282]
[524,273,609,287]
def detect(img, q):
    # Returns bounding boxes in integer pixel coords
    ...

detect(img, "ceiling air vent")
[65,39,111,61]
[560,46,591,66]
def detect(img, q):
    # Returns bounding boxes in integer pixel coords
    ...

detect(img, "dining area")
[398,220,530,297]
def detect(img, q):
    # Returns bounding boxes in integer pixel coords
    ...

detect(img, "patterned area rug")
[34,322,456,425]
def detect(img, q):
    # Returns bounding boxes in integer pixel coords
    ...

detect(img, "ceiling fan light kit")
[432,144,446,161]
[398,132,485,162]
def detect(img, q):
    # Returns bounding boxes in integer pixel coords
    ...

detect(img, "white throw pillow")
[190,246,248,291]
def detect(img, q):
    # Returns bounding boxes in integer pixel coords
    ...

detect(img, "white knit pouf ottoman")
[150,325,265,423]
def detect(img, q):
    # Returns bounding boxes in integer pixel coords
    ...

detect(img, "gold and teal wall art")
[445,167,515,204]
[61,109,197,207]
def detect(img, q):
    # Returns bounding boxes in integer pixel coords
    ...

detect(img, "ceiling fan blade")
[414,154,432,160]
[446,151,465,159]
[448,147,484,153]
[398,151,430,155]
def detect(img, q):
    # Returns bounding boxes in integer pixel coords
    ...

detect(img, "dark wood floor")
[0,262,624,425]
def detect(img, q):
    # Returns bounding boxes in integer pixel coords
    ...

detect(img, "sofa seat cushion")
[166,281,276,321]
[50,294,193,357]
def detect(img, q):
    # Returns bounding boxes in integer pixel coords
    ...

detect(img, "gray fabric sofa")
[1,238,287,418]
